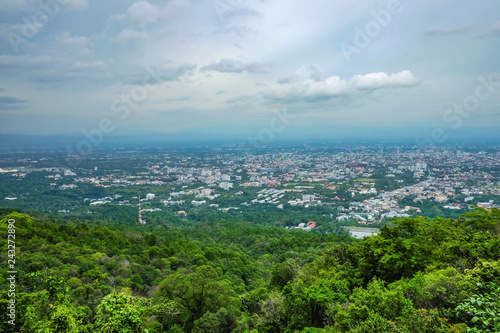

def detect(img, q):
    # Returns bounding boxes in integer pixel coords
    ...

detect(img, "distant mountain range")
[0,127,499,147]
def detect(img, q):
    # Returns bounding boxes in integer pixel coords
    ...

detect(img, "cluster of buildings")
[1,145,499,224]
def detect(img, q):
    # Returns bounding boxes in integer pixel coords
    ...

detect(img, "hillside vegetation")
[1,208,499,332]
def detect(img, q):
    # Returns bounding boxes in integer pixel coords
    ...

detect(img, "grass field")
[354,178,377,182]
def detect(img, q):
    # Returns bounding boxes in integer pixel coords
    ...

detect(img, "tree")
[283,278,350,330]
[157,265,240,331]
[19,270,93,332]
[21,290,93,333]
[270,260,297,290]
[456,282,500,333]
[94,290,146,333]
[193,307,238,333]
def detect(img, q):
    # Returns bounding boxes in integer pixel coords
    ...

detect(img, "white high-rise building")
[200,188,211,196]
[219,182,233,190]
[302,194,315,203]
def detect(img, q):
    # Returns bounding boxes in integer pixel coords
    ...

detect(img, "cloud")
[220,7,262,20]
[0,0,88,15]
[263,67,419,102]
[71,60,107,72]
[0,52,195,86]
[60,33,90,47]
[351,71,419,90]
[0,96,26,111]
[224,94,258,109]
[0,96,25,104]
[154,63,197,82]
[127,1,160,26]
[126,62,197,85]
[424,22,477,36]
[162,96,191,102]
[114,29,149,43]
[106,0,188,33]
[54,33,94,57]
[278,65,326,83]
[0,55,62,69]
[226,94,255,104]
[0,54,109,84]
[0,54,92,81]
[201,57,272,74]
[0,0,498,135]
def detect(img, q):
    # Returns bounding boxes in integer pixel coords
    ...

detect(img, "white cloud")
[201,57,272,74]
[55,33,93,56]
[351,71,419,90]
[60,33,89,47]
[282,65,326,82]
[114,29,149,43]
[264,67,419,102]
[127,1,159,26]
[106,0,188,31]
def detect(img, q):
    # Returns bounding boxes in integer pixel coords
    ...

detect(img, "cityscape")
[1,143,499,225]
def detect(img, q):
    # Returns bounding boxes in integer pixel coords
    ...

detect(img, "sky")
[0,0,499,142]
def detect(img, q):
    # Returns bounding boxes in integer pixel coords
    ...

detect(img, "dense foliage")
[1,208,499,332]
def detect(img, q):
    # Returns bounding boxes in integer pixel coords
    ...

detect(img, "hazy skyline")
[0,0,499,140]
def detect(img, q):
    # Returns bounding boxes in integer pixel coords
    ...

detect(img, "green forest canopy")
[0,208,499,332]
